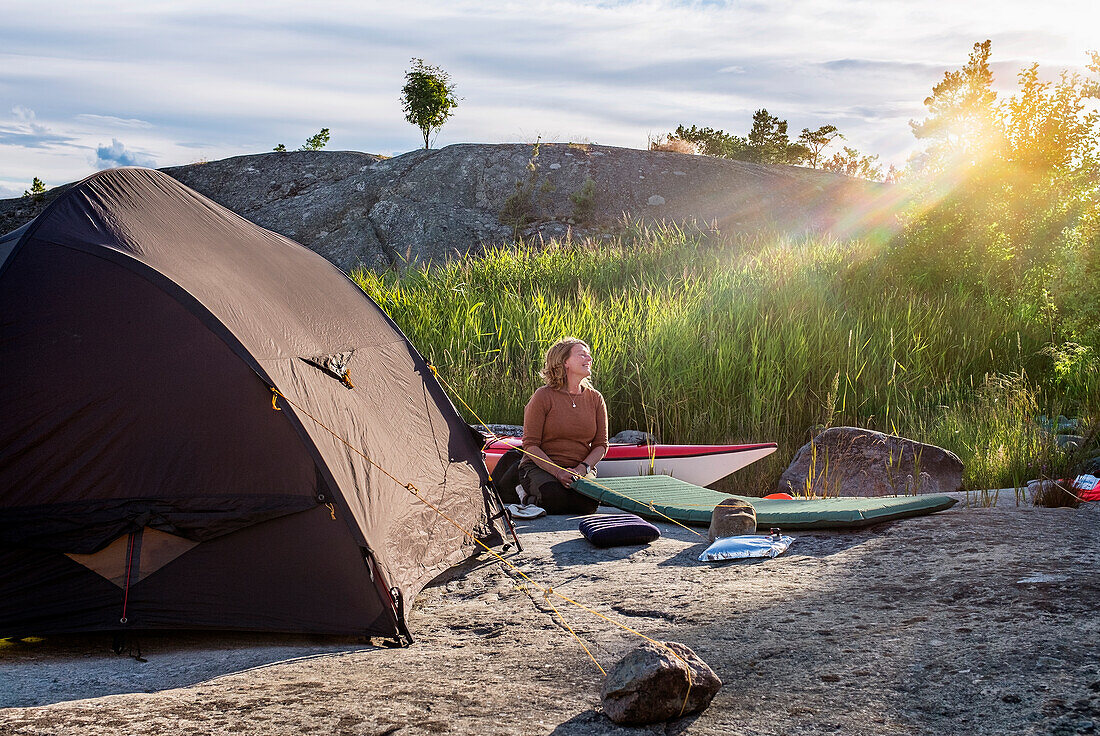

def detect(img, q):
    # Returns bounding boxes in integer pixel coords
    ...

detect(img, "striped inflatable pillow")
[578,513,661,548]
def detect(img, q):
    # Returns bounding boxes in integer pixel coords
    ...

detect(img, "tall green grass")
[352,222,1098,493]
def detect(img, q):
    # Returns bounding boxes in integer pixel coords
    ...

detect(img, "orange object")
[763,492,794,500]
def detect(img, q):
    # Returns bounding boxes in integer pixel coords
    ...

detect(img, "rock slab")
[608,429,656,445]
[600,640,722,725]
[708,497,757,540]
[1,145,892,273]
[778,426,963,497]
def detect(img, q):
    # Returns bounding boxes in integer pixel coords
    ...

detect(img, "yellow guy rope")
[541,588,606,676]
[269,385,695,715]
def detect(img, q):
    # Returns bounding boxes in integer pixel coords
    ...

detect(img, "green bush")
[569,177,597,222]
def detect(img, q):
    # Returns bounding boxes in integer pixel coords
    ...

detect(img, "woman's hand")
[555,467,576,486]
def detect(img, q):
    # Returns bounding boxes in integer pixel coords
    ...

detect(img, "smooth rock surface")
[1,500,1099,735]
[778,426,963,497]
[708,497,757,540]
[1,145,893,272]
[600,640,722,725]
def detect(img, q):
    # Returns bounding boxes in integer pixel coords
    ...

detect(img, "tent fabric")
[0,221,28,269]
[0,167,503,638]
[0,507,396,638]
[0,495,320,554]
[572,475,958,530]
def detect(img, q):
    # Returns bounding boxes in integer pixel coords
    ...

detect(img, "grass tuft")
[352,223,1098,493]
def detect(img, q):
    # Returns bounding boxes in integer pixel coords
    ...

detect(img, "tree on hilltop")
[821,146,884,180]
[665,115,857,168]
[23,177,46,201]
[401,59,459,149]
[798,125,843,168]
[669,124,748,158]
[747,109,798,164]
[273,128,331,153]
[300,128,330,151]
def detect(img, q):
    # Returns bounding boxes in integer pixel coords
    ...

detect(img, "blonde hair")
[540,337,593,391]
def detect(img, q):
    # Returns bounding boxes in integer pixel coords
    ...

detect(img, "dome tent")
[0,167,506,640]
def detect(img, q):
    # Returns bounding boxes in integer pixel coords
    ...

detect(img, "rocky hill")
[1,144,895,272]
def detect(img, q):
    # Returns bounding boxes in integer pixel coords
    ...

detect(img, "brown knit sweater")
[521,385,609,468]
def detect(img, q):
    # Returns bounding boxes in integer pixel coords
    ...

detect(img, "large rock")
[1077,456,1100,476]
[608,429,655,445]
[778,427,963,497]
[481,423,523,438]
[165,150,398,270]
[1,145,894,272]
[708,497,756,540]
[600,640,722,725]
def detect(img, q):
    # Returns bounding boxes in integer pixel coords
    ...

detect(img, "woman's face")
[564,343,593,381]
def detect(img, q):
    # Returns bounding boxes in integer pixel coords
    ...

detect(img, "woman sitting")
[519,337,608,514]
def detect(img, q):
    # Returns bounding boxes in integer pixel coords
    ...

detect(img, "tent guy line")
[269,383,695,709]
[0,165,693,707]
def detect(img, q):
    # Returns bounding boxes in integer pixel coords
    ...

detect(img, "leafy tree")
[822,146,884,180]
[401,58,459,149]
[23,177,46,200]
[272,128,330,153]
[746,109,789,163]
[671,124,747,158]
[667,116,853,167]
[745,109,810,164]
[894,40,1100,338]
[909,40,999,173]
[300,128,330,151]
[798,125,843,168]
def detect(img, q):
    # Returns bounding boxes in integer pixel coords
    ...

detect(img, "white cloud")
[93,139,157,169]
[75,114,153,129]
[0,182,26,199]
[0,0,1096,189]
[0,107,77,150]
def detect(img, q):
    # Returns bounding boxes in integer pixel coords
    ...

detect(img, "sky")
[1,0,1097,199]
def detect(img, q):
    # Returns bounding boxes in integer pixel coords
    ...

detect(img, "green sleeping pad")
[572,475,957,530]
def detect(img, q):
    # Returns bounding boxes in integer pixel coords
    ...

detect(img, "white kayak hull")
[484,439,778,487]
[594,445,778,486]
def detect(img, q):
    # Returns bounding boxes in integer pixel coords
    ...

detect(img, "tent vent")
[301,350,355,389]
[66,527,198,587]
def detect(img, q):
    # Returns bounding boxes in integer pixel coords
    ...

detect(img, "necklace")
[564,388,582,408]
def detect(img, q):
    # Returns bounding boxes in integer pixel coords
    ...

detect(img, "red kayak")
[483,437,777,487]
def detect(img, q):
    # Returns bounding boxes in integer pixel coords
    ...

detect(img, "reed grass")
[352,222,1098,494]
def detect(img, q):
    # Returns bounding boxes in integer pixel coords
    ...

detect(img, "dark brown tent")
[0,167,505,640]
